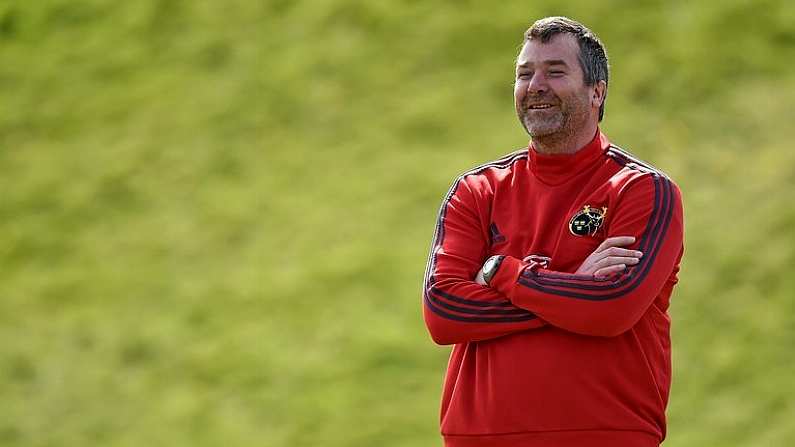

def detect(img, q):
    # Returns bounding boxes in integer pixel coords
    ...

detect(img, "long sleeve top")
[422,130,684,447]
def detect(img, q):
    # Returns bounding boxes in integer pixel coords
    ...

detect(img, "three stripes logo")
[489,223,507,245]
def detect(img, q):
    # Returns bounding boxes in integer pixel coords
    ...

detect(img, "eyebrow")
[516,59,569,68]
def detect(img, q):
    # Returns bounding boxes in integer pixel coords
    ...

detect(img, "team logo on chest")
[569,205,608,236]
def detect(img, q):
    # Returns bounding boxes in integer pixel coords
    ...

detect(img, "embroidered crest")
[569,205,607,236]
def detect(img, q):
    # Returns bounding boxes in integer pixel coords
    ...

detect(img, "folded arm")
[423,177,546,345]
[488,173,684,337]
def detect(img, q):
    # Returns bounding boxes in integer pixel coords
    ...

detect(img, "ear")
[591,80,607,108]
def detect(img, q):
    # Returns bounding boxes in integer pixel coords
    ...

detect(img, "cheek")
[514,83,525,106]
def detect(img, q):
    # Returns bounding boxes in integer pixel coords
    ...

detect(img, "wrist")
[481,255,506,286]
[489,255,525,295]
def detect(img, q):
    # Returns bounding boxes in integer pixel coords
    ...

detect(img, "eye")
[548,70,565,76]
[516,73,531,79]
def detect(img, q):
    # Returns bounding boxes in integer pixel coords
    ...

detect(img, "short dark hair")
[524,17,609,121]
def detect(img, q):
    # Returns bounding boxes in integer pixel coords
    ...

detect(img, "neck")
[532,121,599,155]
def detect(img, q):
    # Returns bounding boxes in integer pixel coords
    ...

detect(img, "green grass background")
[2,0,794,445]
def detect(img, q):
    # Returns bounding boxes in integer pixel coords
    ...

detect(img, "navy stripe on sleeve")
[428,289,534,316]
[430,287,516,308]
[424,294,537,323]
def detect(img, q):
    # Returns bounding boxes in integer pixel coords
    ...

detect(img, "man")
[422,17,684,447]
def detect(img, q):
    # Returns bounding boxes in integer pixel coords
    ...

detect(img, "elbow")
[586,314,639,337]
[423,296,459,345]
[569,309,639,337]
[428,330,456,346]
[423,311,457,345]
[592,324,633,338]
[426,324,457,345]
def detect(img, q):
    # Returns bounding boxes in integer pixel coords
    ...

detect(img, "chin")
[523,112,567,137]
[525,121,563,138]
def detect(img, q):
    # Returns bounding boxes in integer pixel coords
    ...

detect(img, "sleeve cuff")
[490,255,525,298]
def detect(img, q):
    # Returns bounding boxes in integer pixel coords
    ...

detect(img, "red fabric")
[422,130,684,446]
[444,429,660,447]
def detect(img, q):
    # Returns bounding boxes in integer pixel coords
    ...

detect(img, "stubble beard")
[520,92,591,153]
[522,108,565,138]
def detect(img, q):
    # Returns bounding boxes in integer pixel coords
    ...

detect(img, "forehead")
[516,33,581,67]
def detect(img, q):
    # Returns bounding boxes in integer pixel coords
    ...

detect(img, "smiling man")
[422,17,685,447]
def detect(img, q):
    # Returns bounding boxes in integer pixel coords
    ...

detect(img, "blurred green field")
[2,0,795,446]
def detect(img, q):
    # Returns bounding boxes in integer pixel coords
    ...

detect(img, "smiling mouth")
[527,104,555,110]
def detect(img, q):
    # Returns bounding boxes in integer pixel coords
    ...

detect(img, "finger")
[593,256,640,270]
[589,246,643,264]
[594,264,626,279]
[596,236,636,251]
[603,247,643,258]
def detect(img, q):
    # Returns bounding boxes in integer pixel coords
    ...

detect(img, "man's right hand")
[574,236,643,279]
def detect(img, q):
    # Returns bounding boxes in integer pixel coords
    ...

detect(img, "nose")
[526,72,548,95]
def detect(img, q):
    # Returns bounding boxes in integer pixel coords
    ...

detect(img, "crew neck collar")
[528,129,610,185]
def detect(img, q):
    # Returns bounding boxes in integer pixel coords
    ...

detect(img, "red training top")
[422,130,684,447]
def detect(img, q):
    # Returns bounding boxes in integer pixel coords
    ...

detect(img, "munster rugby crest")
[569,205,607,236]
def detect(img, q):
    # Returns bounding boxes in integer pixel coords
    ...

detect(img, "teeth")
[530,104,552,109]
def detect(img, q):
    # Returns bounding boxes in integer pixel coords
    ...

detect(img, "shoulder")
[605,144,681,193]
[604,144,683,212]
[605,144,671,179]
[453,149,528,193]
[435,149,527,213]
